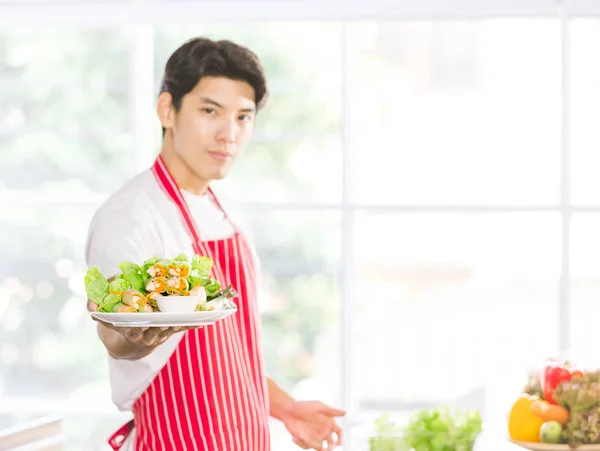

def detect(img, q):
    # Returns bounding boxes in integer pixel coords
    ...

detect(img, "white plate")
[510,439,600,450]
[90,309,237,327]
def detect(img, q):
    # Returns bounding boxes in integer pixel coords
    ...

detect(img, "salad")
[84,253,238,313]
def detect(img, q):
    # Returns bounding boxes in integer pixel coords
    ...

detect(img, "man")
[86,37,345,450]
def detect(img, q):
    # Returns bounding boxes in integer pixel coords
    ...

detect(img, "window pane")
[0,27,133,196]
[351,212,559,413]
[154,23,343,203]
[244,209,342,403]
[570,20,600,205]
[570,214,600,364]
[346,20,561,205]
[0,205,113,406]
[241,209,341,450]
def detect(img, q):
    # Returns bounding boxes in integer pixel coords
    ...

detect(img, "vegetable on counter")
[368,414,404,451]
[510,362,600,448]
[530,399,569,425]
[508,394,545,443]
[540,421,563,444]
[84,253,238,313]
[368,406,483,451]
[554,370,600,448]
[541,360,584,405]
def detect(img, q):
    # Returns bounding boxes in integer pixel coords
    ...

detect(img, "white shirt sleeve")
[85,200,159,277]
[85,199,184,411]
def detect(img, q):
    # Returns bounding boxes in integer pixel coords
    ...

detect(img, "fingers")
[323,431,340,450]
[134,325,194,346]
[325,434,337,450]
[124,327,144,342]
[123,327,163,346]
[143,327,170,346]
[292,434,323,450]
[295,436,336,451]
[93,318,116,331]
[153,329,174,346]
[104,323,203,348]
[310,421,342,450]
[331,421,342,446]
[317,424,339,450]
[292,436,311,449]
[296,425,332,451]
[315,402,346,417]
[172,326,195,333]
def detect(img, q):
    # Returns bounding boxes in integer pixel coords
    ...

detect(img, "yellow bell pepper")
[508,394,545,442]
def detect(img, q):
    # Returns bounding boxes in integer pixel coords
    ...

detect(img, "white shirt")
[85,169,257,413]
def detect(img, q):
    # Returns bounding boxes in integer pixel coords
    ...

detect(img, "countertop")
[0,414,62,450]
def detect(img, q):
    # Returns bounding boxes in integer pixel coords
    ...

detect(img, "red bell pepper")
[541,360,584,405]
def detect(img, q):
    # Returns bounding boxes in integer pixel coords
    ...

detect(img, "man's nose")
[217,118,238,143]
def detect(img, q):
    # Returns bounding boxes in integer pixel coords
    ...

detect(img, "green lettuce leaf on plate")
[119,262,140,274]
[140,257,159,286]
[191,255,212,278]
[173,253,189,262]
[84,267,109,305]
[118,262,145,291]
[188,255,213,289]
[109,278,131,295]
[99,293,122,312]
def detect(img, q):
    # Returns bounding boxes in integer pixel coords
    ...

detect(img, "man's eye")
[202,108,215,114]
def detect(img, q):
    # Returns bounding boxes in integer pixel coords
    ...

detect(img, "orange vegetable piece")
[530,399,569,425]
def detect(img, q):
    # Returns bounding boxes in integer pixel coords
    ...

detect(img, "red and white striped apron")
[108,155,270,451]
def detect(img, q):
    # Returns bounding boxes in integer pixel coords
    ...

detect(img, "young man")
[86,37,345,451]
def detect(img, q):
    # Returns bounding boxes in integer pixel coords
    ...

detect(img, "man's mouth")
[207,151,233,161]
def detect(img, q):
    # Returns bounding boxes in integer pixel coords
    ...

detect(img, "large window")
[1,3,599,450]
[345,19,562,411]
[0,26,135,447]
[346,20,561,206]
[569,19,600,368]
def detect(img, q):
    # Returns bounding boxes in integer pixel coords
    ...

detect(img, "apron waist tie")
[108,419,135,450]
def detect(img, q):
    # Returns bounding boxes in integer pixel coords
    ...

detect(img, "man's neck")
[160,142,209,196]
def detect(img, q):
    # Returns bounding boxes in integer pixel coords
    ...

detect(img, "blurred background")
[2,0,600,449]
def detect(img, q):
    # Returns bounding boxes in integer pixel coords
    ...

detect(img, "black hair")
[159,37,269,136]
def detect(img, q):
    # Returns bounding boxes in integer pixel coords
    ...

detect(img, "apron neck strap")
[152,155,237,248]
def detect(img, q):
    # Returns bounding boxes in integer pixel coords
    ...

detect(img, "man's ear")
[157,92,176,130]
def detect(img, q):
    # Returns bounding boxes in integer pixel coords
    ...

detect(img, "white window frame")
[0,0,562,25]
[563,0,600,15]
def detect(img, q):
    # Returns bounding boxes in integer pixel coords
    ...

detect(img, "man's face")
[165,76,257,182]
